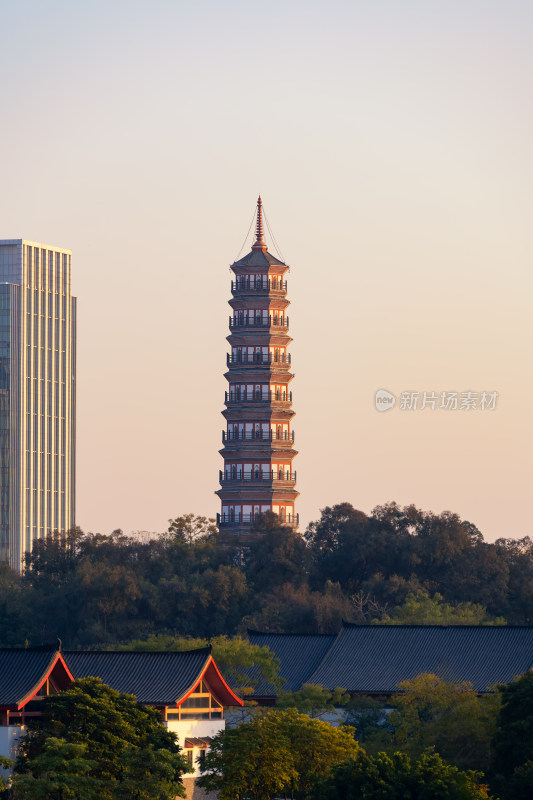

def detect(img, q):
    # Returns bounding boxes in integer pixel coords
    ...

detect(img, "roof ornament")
[252,195,268,252]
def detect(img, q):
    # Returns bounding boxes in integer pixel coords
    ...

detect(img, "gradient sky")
[1,0,531,542]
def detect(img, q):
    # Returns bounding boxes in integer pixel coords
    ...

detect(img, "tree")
[365,674,499,773]
[197,714,297,800]
[308,751,494,800]
[13,677,189,800]
[344,694,389,743]
[274,708,359,798]
[0,755,13,796]
[376,590,506,626]
[245,515,311,593]
[197,708,360,800]
[163,514,218,545]
[277,683,350,719]
[246,580,353,633]
[491,671,533,799]
[12,738,101,799]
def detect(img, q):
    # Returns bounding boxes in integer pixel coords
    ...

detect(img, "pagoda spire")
[252,195,268,252]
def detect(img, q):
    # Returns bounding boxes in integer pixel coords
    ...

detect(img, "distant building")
[0,646,243,785]
[216,198,298,543]
[248,624,533,701]
[0,240,76,571]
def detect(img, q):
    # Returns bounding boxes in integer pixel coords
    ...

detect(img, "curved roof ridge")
[231,249,288,268]
[64,645,213,656]
[247,629,335,638]
[341,621,517,629]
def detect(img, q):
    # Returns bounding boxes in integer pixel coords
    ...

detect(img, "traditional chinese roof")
[0,648,73,709]
[232,249,287,268]
[249,624,533,696]
[247,631,337,696]
[185,737,212,748]
[64,647,243,707]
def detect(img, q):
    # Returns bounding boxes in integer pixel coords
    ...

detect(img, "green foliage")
[308,750,494,800]
[0,755,13,795]
[163,514,218,544]
[277,683,350,719]
[491,671,533,798]
[245,579,354,634]
[197,707,360,800]
[377,590,507,626]
[344,694,389,743]
[362,674,499,773]
[13,677,189,800]
[1,502,531,648]
[12,738,101,799]
[197,714,297,800]
[244,514,311,593]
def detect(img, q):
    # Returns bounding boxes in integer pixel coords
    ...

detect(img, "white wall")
[166,719,225,778]
[0,726,24,776]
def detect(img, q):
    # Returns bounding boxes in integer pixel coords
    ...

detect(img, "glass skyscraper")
[0,240,76,571]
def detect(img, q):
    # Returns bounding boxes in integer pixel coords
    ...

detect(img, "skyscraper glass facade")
[0,240,76,571]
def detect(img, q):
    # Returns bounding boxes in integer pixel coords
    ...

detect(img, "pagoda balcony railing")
[225,390,292,404]
[222,430,295,443]
[219,470,296,483]
[227,352,291,366]
[231,279,287,292]
[217,512,299,526]
[229,316,289,330]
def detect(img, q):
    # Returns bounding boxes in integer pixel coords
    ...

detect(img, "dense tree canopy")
[197,708,360,800]
[490,671,533,799]
[308,751,494,800]
[13,677,189,800]
[0,502,530,648]
[351,674,500,773]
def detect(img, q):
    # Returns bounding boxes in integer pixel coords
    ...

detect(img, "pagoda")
[216,197,298,540]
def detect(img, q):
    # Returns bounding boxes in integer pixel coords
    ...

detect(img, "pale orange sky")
[0,0,531,541]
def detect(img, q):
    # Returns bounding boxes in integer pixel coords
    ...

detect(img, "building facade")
[0,647,243,786]
[216,198,298,540]
[0,240,76,571]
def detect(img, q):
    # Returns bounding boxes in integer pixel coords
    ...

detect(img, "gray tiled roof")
[0,648,59,707]
[64,648,212,705]
[309,624,533,694]
[247,631,337,696]
[232,250,287,268]
[249,625,533,696]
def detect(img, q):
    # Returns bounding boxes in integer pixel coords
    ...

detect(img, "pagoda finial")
[252,195,267,252]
